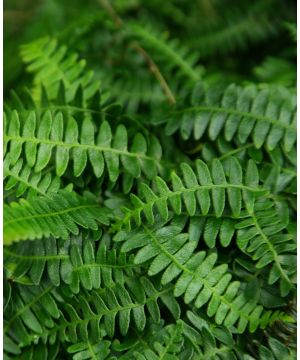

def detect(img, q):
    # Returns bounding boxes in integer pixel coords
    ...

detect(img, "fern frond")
[196,136,296,195]
[187,214,238,248]
[4,283,58,345]
[3,190,109,244]
[20,37,100,103]
[164,83,296,152]
[254,57,296,87]
[114,219,290,333]
[236,199,296,296]
[119,157,267,230]
[5,278,180,347]
[183,311,240,359]
[4,235,139,289]
[4,110,163,182]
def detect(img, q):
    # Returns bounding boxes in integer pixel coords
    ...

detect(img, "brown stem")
[98,0,176,105]
[98,0,123,28]
[131,42,176,105]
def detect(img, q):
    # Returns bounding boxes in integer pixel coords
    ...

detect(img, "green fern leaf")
[4,156,65,199]
[4,110,163,182]
[4,278,180,347]
[67,340,111,360]
[114,219,289,333]
[164,83,296,152]
[119,157,267,230]
[4,190,109,244]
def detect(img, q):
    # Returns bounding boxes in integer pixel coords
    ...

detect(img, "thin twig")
[98,0,176,105]
[98,0,123,28]
[131,42,176,105]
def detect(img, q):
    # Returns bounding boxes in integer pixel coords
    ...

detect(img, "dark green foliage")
[163,83,296,152]
[4,0,296,359]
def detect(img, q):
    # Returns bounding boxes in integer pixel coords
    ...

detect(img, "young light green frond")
[236,199,296,296]
[164,83,296,152]
[119,157,267,230]
[4,110,163,183]
[20,37,100,103]
[4,190,109,245]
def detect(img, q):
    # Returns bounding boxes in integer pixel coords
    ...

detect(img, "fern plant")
[3,0,296,359]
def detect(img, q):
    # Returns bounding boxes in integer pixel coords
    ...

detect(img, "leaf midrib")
[251,213,292,286]
[143,225,257,325]
[173,106,296,131]
[4,135,158,162]
[124,182,267,224]
[4,203,99,227]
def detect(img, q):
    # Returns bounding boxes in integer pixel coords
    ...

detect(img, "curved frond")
[5,237,139,289]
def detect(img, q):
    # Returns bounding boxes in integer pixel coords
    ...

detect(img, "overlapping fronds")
[114,219,292,333]
[3,1,296,357]
[4,278,180,348]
